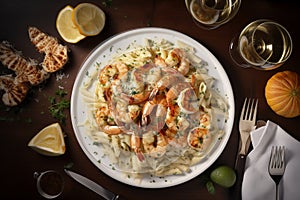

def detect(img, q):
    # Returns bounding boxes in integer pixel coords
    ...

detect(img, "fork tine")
[240,98,258,121]
[269,146,277,168]
[245,98,251,119]
[269,146,285,169]
[252,99,258,122]
[279,146,285,168]
[247,99,253,120]
[240,98,247,121]
[282,146,285,166]
[269,146,276,169]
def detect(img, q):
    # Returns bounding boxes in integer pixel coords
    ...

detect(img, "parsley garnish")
[48,90,70,125]
[55,89,68,97]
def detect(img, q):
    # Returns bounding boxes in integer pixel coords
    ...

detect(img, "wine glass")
[229,19,293,70]
[185,0,241,30]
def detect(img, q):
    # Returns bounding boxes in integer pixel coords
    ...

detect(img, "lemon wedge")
[28,123,66,156]
[72,3,105,36]
[56,5,86,43]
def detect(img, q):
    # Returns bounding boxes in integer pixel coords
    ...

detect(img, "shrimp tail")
[131,134,145,161]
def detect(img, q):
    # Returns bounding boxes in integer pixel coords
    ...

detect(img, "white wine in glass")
[230,19,293,70]
[185,0,241,29]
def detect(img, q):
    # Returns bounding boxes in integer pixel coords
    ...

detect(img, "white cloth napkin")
[242,120,300,200]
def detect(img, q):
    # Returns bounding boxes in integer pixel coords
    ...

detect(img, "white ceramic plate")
[71,27,235,188]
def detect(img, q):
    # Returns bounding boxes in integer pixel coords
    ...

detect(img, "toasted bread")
[28,26,68,73]
[0,41,50,85]
[0,75,30,106]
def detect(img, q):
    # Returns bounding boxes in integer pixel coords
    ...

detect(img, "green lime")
[210,165,236,188]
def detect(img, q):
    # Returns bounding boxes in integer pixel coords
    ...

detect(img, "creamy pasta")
[79,38,229,177]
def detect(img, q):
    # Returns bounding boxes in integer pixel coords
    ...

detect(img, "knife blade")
[64,169,125,200]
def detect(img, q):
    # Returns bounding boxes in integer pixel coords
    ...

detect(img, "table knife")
[233,139,250,200]
[64,169,126,200]
[233,120,266,200]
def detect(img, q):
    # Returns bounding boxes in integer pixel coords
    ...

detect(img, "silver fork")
[238,98,258,155]
[269,145,286,200]
[234,98,258,200]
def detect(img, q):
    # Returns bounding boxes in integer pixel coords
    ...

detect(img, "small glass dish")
[33,170,64,199]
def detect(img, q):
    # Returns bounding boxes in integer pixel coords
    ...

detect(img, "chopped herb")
[55,89,68,97]
[48,96,56,105]
[130,90,139,95]
[199,137,204,144]
[48,90,70,125]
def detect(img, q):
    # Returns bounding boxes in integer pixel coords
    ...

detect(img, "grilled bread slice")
[0,75,30,106]
[28,26,68,73]
[0,41,50,85]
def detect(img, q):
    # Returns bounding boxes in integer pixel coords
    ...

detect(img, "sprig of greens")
[102,0,112,7]
[206,181,216,195]
[48,89,70,125]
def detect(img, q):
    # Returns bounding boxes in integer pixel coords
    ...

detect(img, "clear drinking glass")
[33,170,64,199]
[185,0,241,29]
[229,19,293,70]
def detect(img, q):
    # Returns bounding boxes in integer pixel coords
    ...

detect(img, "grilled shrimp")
[95,103,122,135]
[113,64,153,105]
[142,131,168,158]
[187,127,212,150]
[141,94,167,132]
[165,82,191,105]
[149,73,185,100]
[177,87,199,114]
[98,62,129,88]
[165,104,190,132]
[114,99,141,124]
[165,48,190,75]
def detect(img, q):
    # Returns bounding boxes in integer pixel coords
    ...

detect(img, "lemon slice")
[56,5,86,43]
[190,0,219,25]
[28,123,66,156]
[72,3,105,36]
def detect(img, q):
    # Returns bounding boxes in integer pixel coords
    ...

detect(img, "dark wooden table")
[1,0,299,199]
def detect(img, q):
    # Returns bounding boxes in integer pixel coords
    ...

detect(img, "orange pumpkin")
[265,71,300,118]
